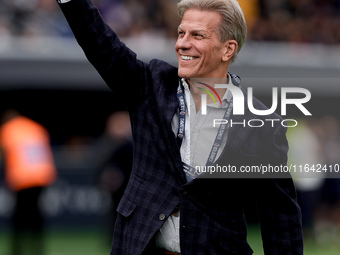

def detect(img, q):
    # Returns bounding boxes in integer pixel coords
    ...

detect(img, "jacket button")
[159,214,166,221]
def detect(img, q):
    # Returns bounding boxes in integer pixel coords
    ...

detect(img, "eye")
[194,33,203,38]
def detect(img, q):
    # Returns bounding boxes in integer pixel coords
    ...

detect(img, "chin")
[178,73,190,79]
[178,69,193,79]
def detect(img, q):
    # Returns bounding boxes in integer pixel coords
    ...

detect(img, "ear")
[222,40,238,62]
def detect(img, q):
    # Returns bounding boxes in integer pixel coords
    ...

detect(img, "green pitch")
[0,225,339,255]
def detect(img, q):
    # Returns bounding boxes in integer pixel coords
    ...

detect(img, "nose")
[176,34,192,51]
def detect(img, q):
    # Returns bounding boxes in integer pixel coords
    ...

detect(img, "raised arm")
[57,0,150,106]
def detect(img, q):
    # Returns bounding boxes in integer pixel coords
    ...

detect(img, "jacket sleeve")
[57,0,150,108]
[256,124,304,254]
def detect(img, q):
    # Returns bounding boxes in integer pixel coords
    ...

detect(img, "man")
[56,0,303,254]
[0,109,57,255]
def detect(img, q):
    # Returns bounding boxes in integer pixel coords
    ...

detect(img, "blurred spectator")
[0,109,57,255]
[1,0,340,44]
[251,0,340,44]
[238,0,260,31]
[288,115,340,243]
[287,118,325,238]
[94,111,133,246]
[315,116,340,243]
[0,16,11,50]
[0,0,72,37]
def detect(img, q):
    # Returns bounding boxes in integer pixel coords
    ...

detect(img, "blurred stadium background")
[1,0,340,254]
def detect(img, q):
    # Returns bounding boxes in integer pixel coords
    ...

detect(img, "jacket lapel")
[158,76,187,184]
[224,113,253,152]
[223,88,254,153]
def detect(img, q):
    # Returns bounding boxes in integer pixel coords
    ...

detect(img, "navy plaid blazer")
[59,0,303,254]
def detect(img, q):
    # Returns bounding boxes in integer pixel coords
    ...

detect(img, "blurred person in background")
[95,111,133,246]
[0,109,57,255]
[0,0,72,37]
[2,0,340,42]
[314,116,340,243]
[287,118,325,239]
[250,0,340,43]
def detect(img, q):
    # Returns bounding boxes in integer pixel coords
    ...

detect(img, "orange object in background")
[0,114,56,191]
[238,0,260,31]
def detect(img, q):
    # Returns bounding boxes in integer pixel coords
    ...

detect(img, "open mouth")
[181,55,199,61]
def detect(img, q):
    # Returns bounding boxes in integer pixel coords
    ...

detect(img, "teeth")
[181,55,196,60]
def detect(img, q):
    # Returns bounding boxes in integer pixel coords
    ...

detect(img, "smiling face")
[175,8,237,79]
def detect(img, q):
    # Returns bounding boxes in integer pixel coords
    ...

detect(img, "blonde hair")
[177,0,247,62]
